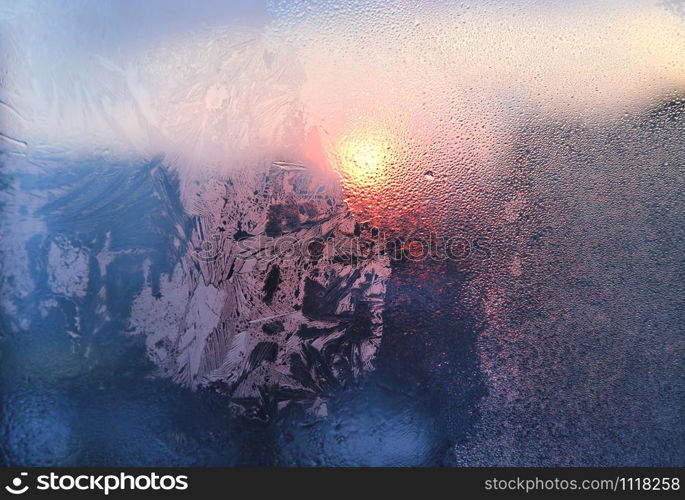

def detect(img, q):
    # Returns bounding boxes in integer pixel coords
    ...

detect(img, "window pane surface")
[0,0,682,466]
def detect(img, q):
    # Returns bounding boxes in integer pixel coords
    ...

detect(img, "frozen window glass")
[0,0,682,466]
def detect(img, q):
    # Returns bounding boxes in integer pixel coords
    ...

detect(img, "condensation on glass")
[0,0,682,466]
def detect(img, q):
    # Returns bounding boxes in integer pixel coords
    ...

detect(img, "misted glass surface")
[0,0,683,466]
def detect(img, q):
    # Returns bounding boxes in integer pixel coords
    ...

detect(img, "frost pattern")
[130,165,389,417]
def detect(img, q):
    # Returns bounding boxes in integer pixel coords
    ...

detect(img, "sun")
[333,127,394,187]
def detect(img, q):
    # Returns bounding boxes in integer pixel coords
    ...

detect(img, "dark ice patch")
[262,320,285,336]
[302,273,360,320]
[233,229,252,241]
[296,324,337,339]
[262,264,281,305]
[247,341,278,370]
[301,278,335,319]
[265,203,300,236]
